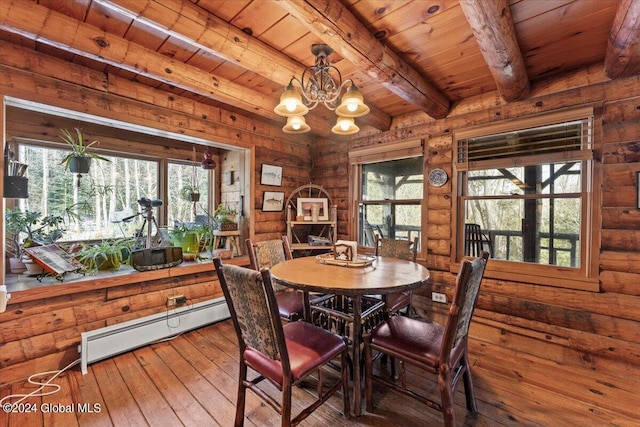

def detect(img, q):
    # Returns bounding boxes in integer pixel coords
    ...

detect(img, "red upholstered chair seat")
[384,292,412,315]
[370,316,464,369]
[275,289,305,321]
[245,321,347,386]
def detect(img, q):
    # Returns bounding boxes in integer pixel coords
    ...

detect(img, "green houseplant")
[170,222,201,255]
[5,207,67,274]
[180,184,200,202]
[77,239,132,272]
[5,208,66,257]
[59,128,110,182]
[213,203,238,231]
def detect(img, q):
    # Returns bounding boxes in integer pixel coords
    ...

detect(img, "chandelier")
[274,44,370,135]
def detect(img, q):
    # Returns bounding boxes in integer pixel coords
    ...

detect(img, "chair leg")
[364,338,374,412]
[341,349,351,419]
[390,356,399,380]
[461,353,478,412]
[235,361,248,427]
[439,371,456,427]
[281,378,292,427]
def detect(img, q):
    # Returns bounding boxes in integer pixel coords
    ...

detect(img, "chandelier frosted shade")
[274,84,309,117]
[283,115,310,133]
[332,116,359,135]
[335,84,370,117]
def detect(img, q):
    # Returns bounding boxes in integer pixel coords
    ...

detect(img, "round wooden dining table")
[270,255,430,416]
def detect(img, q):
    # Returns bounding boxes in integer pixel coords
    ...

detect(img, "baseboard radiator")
[80,297,229,374]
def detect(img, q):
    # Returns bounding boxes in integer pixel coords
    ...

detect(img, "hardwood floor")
[1,319,638,427]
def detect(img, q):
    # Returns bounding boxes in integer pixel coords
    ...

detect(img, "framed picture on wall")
[297,198,328,221]
[260,164,283,186]
[262,191,285,212]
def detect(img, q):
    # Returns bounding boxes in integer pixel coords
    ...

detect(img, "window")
[167,161,211,227]
[349,140,423,250]
[9,142,212,244]
[454,107,599,290]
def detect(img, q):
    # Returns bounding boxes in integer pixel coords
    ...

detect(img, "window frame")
[348,139,425,254]
[452,108,600,291]
[8,140,219,237]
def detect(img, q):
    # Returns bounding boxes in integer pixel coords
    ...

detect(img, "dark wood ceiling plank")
[605,0,640,79]
[277,0,450,119]
[459,0,529,102]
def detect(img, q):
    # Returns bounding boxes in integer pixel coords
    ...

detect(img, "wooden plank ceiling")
[0,0,637,137]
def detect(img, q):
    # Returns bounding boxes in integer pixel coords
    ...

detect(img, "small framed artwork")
[260,164,283,186]
[262,191,285,212]
[297,198,329,221]
[637,172,640,209]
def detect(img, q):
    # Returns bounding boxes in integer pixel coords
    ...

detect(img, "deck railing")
[487,229,579,267]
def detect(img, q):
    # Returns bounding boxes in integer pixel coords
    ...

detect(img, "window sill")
[449,260,600,292]
[5,255,250,305]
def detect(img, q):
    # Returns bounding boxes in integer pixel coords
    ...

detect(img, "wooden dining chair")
[374,235,418,316]
[364,251,489,427]
[213,258,350,426]
[464,223,494,258]
[246,236,305,322]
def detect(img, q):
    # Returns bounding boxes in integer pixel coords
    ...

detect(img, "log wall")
[0,41,311,383]
[1,37,639,396]
[0,260,255,387]
[312,70,640,382]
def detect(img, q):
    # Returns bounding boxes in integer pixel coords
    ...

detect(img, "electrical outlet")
[167,295,187,307]
[432,292,447,303]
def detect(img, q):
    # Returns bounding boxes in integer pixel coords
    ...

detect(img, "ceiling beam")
[604,0,640,79]
[276,0,450,119]
[459,0,529,102]
[0,0,333,136]
[100,0,391,132]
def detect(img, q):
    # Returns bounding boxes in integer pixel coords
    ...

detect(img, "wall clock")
[428,168,448,187]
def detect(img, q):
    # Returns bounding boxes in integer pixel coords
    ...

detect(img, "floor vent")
[80,297,229,374]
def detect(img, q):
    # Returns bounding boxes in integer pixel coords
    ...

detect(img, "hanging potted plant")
[181,147,202,203]
[59,128,110,185]
[180,184,200,203]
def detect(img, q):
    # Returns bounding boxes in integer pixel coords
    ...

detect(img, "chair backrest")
[213,258,288,364]
[464,223,492,257]
[440,251,489,364]
[374,235,418,262]
[246,236,293,291]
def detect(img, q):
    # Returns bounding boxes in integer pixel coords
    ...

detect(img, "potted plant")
[77,239,132,272]
[214,203,238,230]
[170,222,201,256]
[5,208,67,273]
[180,184,200,202]
[59,128,110,184]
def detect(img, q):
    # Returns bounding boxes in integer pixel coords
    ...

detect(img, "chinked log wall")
[312,67,640,382]
[0,41,313,385]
